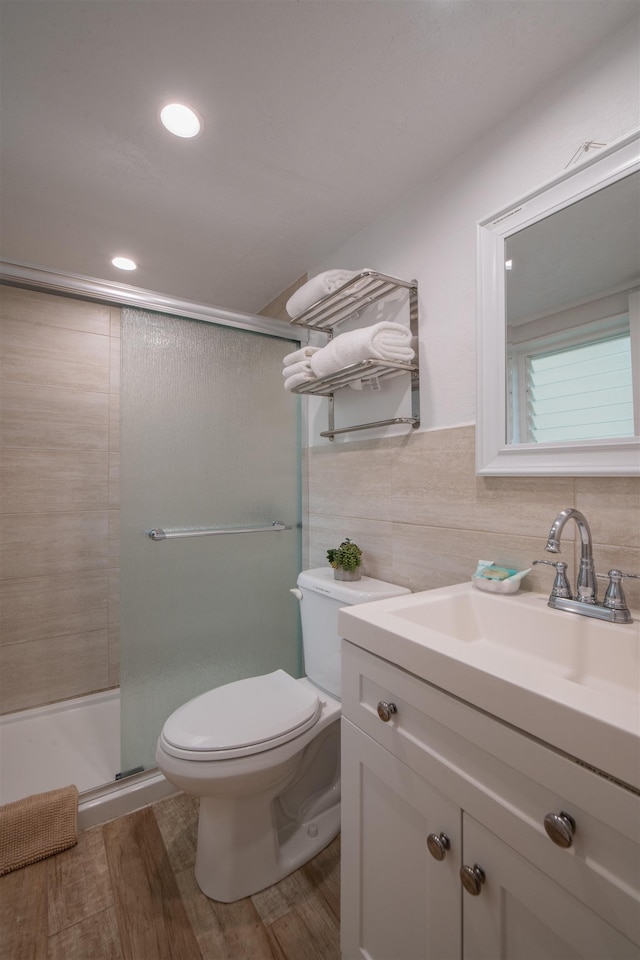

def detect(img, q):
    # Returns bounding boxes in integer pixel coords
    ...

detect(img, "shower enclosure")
[120,308,302,773]
[0,269,302,815]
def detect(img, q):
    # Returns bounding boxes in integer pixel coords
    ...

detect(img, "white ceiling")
[1,0,637,314]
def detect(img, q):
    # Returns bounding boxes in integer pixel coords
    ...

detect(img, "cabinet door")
[341,718,461,960]
[462,815,640,960]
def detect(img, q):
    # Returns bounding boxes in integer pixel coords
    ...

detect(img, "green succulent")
[326,538,363,572]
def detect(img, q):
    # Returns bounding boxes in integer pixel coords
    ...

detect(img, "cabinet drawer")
[342,639,640,946]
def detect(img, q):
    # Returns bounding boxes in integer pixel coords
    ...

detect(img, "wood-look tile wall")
[306,426,640,609]
[0,285,120,714]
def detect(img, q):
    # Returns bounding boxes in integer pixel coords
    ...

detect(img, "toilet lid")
[161,670,322,760]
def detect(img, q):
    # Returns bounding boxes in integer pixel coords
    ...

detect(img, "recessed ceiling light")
[112,256,137,271]
[160,102,202,138]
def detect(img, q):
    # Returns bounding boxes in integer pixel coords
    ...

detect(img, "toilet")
[155,566,410,902]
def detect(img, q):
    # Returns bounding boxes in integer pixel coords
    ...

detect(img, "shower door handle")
[148,521,288,540]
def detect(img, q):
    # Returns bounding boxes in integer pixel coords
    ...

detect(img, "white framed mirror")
[476,130,640,476]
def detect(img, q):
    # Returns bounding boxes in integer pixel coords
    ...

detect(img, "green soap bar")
[481,565,514,581]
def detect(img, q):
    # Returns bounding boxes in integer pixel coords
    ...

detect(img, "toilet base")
[194,718,341,901]
[195,791,340,902]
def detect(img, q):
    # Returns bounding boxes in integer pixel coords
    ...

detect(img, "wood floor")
[0,792,341,960]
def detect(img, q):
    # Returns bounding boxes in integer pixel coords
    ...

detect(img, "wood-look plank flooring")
[0,792,341,960]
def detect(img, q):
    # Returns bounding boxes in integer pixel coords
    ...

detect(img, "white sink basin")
[393,586,639,697]
[338,582,640,789]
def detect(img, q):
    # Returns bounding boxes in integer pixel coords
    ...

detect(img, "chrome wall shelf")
[289,270,419,439]
[291,358,416,396]
[288,270,416,333]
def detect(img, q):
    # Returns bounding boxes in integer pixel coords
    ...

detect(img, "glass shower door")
[120,309,301,773]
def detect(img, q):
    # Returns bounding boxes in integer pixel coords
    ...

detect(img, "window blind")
[526,335,634,443]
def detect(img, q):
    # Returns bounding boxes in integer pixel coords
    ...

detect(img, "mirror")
[477,131,640,475]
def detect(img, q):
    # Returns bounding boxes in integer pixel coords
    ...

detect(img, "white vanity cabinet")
[340,640,640,960]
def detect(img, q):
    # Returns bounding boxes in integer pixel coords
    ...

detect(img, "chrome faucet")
[545,507,597,603]
[534,507,638,624]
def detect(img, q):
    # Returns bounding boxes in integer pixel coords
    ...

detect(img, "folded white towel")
[282,345,321,367]
[284,371,316,391]
[286,269,370,318]
[309,322,414,379]
[282,360,313,378]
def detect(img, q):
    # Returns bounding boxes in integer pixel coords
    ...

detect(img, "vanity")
[338,583,640,959]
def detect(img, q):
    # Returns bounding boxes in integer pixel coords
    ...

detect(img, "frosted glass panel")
[120,309,301,772]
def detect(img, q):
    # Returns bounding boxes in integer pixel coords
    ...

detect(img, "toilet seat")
[160,670,323,761]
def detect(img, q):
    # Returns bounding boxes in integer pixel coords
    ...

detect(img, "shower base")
[0,690,176,828]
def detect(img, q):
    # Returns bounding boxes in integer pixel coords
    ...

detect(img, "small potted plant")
[327,538,363,581]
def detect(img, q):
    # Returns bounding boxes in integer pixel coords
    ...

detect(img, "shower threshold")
[0,690,178,826]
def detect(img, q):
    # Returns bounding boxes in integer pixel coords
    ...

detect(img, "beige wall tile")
[108,570,120,622]
[108,510,119,569]
[0,630,109,714]
[575,477,640,549]
[0,511,109,579]
[0,287,116,711]
[390,426,576,539]
[308,514,393,583]
[0,286,111,335]
[108,454,120,508]
[108,626,120,688]
[308,440,393,520]
[307,423,637,604]
[390,523,546,594]
[0,571,109,646]
[1,380,110,451]
[109,306,121,338]
[109,336,120,394]
[588,542,640,610]
[109,394,120,455]
[0,449,109,513]
[1,318,110,392]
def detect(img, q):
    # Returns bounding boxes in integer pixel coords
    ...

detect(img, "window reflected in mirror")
[505,170,639,445]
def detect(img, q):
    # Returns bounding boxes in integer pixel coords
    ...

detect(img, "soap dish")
[471,575,522,595]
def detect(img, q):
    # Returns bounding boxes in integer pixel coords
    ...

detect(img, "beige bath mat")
[0,784,78,876]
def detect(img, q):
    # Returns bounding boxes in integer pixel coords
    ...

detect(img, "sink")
[393,587,639,698]
[338,582,640,789]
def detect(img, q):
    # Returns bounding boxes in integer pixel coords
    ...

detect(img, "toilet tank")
[296,568,410,700]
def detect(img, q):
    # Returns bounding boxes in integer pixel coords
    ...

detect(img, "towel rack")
[288,270,416,333]
[148,521,289,541]
[288,270,419,439]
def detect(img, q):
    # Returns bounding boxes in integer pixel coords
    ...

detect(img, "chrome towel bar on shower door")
[147,521,289,541]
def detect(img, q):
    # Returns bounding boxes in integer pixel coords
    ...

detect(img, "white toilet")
[155,566,410,902]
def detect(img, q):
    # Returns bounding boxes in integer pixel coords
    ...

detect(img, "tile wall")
[306,427,640,609]
[0,285,120,713]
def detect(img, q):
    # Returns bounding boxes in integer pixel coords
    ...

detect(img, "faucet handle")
[597,570,640,612]
[533,559,572,599]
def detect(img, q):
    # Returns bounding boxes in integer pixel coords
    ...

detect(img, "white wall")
[307,23,639,444]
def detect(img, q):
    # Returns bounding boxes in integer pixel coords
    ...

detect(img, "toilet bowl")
[156,568,410,902]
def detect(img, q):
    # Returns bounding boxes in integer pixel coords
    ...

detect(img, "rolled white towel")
[309,322,414,379]
[282,360,313,378]
[284,370,316,392]
[286,269,370,318]
[282,345,321,366]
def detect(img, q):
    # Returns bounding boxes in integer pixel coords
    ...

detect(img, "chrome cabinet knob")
[544,811,576,848]
[377,700,398,723]
[460,864,486,896]
[426,832,450,861]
